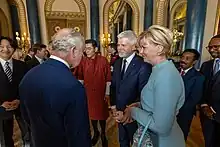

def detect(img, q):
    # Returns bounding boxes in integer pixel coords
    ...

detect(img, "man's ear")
[95,47,98,52]
[71,46,76,56]
[192,59,197,66]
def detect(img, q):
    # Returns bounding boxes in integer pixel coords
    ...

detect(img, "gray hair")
[117,30,137,45]
[51,28,85,52]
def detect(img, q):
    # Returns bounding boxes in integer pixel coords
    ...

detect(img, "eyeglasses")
[206,45,220,50]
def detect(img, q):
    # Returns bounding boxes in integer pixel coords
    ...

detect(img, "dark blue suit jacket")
[19,59,91,147]
[179,68,205,115]
[200,60,220,122]
[110,55,152,111]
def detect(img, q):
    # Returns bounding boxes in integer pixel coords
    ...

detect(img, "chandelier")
[15,32,31,54]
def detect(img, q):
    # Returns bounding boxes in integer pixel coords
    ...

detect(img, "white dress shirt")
[122,52,136,72]
[0,57,13,72]
[180,67,193,76]
[50,55,70,68]
[35,55,44,64]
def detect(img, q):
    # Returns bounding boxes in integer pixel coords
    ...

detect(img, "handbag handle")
[138,118,152,147]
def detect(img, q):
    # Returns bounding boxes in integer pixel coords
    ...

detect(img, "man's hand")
[104,96,110,104]
[202,106,214,119]
[128,102,140,108]
[1,101,12,110]
[6,100,20,111]
[113,111,124,123]
[120,107,133,125]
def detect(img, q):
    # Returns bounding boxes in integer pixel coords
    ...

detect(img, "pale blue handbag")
[132,118,153,147]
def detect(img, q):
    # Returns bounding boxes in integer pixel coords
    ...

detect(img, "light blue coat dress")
[131,60,185,147]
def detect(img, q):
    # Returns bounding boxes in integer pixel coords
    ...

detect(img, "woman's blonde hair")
[138,25,173,55]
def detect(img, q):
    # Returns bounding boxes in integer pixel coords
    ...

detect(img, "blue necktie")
[213,59,220,75]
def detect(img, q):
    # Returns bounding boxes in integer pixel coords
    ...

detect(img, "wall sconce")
[101,33,111,48]
[171,29,184,56]
[15,32,31,54]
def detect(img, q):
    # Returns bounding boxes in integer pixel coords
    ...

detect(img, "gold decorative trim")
[14,0,28,36]
[169,0,187,29]
[44,0,86,13]
[156,0,169,26]
[214,0,220,35]
[45,11,85,20]
[0,8,10,36]
[103,0,140,35]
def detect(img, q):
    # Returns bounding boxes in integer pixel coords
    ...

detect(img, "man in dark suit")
[176,49,205,140]
[200,34,220,147]
[19,28,91,147]
[26,44,46,70]
[24,48,34,62]
[0,36,29,147]
[110,30,151,147]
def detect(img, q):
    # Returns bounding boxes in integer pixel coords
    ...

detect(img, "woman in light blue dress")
[123,25,185,147]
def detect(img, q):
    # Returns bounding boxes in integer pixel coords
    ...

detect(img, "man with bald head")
[19,28,91,147]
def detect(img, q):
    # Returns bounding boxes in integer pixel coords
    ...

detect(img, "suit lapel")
[182,68,196,81]
[0,61,9,82]
[121,55,138,83]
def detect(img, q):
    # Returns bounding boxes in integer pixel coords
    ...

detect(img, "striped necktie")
[4,61,12,82]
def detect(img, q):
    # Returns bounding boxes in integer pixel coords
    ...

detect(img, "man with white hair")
[19,28,91,147]
[110,30,152,147]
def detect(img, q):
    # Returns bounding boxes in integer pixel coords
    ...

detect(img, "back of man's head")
[51,28,84,53]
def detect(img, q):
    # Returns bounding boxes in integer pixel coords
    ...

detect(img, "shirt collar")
[0,57,13,67]
[50,55,70,68]
[182,67,193,74]
[35,55,43,64]
[124,52,135,64]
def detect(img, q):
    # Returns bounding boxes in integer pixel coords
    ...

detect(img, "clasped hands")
[1,99,20,111]
[110,102,140,125]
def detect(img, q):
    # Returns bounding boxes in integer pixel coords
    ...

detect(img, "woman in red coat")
[76,39,111,147]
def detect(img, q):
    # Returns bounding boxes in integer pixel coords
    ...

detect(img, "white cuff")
[210,107,216,113]
[201,104,208,107]
[105,82,111,96]
[79,80,84,85]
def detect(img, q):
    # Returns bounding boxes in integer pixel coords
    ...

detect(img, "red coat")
[76,55,111,120]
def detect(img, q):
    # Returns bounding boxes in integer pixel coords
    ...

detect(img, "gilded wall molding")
[169,0,187,29]
[214,0,220,35]
[0,8,10,36]
[44,0,86,13]
[7,0,28,36]
[103,0,140,35]
[156,0,169,26]
[14,0,28,36]
[45,11,85,20]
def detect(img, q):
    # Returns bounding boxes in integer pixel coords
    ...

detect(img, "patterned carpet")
[13,115,204,147]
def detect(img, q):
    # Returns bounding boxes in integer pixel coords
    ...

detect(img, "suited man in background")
[177,49,205,140]
[19,28,91,147]
[200,34,220,147]
[0,36,29,147]
[24,48,34,62]
[110,30,152,147]
[26,44,46,70]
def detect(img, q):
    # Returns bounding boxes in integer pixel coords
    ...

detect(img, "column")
[184,0,207,54]
[9,4,21,40]
[26,0,41,44]
[144,0,153,30]
[90,0,100,46]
